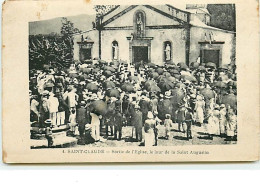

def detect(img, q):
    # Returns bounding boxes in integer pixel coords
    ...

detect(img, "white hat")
[165,91,171,98]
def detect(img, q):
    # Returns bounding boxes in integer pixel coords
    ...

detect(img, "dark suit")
[131,110,143,141]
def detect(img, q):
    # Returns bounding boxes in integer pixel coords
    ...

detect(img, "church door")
[202,49,220,68]
[132,46,148,67]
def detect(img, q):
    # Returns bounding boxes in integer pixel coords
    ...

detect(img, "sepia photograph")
[28,4,237,149]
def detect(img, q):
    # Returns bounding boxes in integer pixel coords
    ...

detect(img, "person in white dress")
[144,112,156,146]
[194,95,205,125]
[90,112,101,141]
[219,104,227,137]
[47,93,59,126]
[226,108,237,142]
[207,108,220,139]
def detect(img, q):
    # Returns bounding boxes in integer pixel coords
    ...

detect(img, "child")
[45,119,53,147]
[185,108,194,140]
[68,108,77,136]
[164,114,173,140]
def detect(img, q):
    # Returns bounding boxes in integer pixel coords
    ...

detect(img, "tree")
[207,4,236,32]
[60,17,81,66]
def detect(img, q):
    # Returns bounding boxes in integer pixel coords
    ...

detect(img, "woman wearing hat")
[194,94,205,126]
[219,104,227,137]
[144,111,156,146]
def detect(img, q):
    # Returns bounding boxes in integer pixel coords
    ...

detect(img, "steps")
[30,125,78,149]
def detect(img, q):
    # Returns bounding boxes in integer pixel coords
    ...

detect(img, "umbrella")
[177,62,188,69]
[121,83,134,92]
[170,88,185,105]
[107,89,120,98]
[181,75,197,82]
[104,66,116,72]
[87,64,95,68]
[214,81,227,88]
[68,73,78,78]
[156,75,167,82]
[147,63,156,68]
[166,64,175,69]
[158,80,175,92]
[149,72,159,79]
[82,68,92,74]
[146,84,161,92]
[90,100,108,115]
[103,81,116,89]
[86,83,98,92]
[222,94,237,110]
[190,62,200,69]
[104,70,113,77]
[218,65,229,71]
[205,62,216,68]
[200,88,215,100]
[129,76,139,83]
[156,68,164,75]
[144,80,157,88]
[167,76,176,83]
[198,66,206,71]
[92,68,99,73]
[170,69,180,75]
[163,72,171,77]
[175,82,186,89]
[173,74,181,80]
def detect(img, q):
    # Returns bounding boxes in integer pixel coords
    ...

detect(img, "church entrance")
[132,46,148,66]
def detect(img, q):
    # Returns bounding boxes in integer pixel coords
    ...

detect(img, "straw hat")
[165,91,171,98]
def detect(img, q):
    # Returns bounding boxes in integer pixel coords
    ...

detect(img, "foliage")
[207,4,236,32]
[94,5,118,17]
[29,18,81,70]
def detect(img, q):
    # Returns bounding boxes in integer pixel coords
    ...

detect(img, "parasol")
[146,84,161,92]
[190,62,200,69]
[163,72,171,77]
[147,63,156,68]
[205,62,217,68]
[121,82,134,92]
[167,76,176,83]
[158,80,175,92]
[149,72,159,79]
[104,70,113,77]
[156,68,164,75]
[92,68,100,74]
[129,76,139,83]
[214,81,227,88]
[107,89,120,98]
[181,75,197,82]
[198,66,206,71]
[87,64,95,68]
[170,88,185,105]
[90,100,108,115]
[200,88,215,100]
[82,68,92,74]
[86,82,98,93]
[222,94,237,110]
[144,80,157,88]
[177,62,188,69]
[175,82,186,89]
[103,81,116,89]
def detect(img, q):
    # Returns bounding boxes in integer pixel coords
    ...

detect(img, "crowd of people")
[30,59,237,147]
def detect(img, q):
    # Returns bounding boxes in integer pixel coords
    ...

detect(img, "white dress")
[195,100,205,123]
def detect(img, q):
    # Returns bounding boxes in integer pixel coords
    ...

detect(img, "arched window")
[134,11,146,37]
[112,41,119,60]
[164,41,172,62]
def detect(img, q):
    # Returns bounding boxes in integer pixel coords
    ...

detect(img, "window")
[163,41,172,62]
[112,41,119,60]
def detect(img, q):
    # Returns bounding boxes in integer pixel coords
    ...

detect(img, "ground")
[73,122,237,148]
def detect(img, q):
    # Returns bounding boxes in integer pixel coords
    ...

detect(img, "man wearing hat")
[76,101,87,145]
[139,92,151,125]
[114,106,123,140]
[130,104,143,142]
[157,91,173,120]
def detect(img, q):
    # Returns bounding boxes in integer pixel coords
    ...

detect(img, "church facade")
[73,5,235,67]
